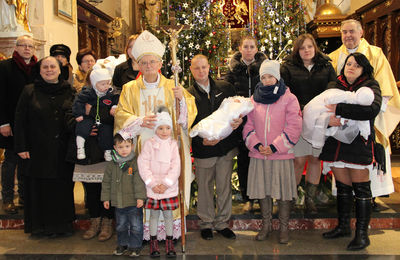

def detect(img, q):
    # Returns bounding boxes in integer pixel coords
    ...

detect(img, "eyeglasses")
[139,60,160,66]
[16,44,35,49]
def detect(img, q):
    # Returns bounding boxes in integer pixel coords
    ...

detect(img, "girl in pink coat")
[137,109,180,258]
[243,60,302,244]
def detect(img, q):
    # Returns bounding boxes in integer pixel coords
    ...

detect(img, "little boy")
[101,134,146,257]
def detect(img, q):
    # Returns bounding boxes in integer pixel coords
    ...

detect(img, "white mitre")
[131,30,165,62]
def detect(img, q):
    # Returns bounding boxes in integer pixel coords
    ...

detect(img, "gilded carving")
[386,14,392,62]
[385,0,393,7]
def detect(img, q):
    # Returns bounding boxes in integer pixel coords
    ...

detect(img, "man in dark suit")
[0,35,37,214]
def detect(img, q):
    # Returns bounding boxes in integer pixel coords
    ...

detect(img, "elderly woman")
[112,34,140,90]
[73,48,96,93]
[280,34,337,214]
[14,56,76,238]
[320,53,381,250]
[114,30,197,245]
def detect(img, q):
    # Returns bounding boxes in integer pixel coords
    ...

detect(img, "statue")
[138,0,161,28]
[0,0,30,32]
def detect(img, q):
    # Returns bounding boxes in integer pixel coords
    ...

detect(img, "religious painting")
[55,0,75,23]
[219,0,253,29]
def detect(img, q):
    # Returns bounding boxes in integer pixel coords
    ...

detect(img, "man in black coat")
[0,35,37,214]
[188,55,242,241]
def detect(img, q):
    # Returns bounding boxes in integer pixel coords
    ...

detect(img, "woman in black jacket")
[14,56,76,238]
[320,53,381,251]
[280,34,337,214]
[112,34,140,90]
[225,35,266,213]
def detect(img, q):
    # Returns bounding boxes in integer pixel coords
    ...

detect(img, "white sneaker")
[104,150,112,161]
[77,147,86,160]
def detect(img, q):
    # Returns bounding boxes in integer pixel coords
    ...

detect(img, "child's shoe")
[113,245,128,256]
[104,150,112,161]
[165,236,176,258]
[77,147,86,160]
[128,248,141,257]
[150,236,160,257]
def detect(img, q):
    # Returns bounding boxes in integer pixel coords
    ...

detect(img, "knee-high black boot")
[323,181,353,239]
[347,181,372,251]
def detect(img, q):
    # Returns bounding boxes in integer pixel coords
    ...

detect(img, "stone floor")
[1,229,400,259]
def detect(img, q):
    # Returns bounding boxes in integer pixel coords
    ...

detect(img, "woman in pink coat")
[137,108,180,258]
[243,60,302,244]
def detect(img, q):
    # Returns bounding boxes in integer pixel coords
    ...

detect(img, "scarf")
[111,150,135,171]
[34,76,64,94]
[253,78,286,104]
[337,74,368,91]
[12,51,37,76]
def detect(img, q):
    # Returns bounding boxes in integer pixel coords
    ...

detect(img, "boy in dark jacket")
[101,134,146,257]
[72,64,119,161]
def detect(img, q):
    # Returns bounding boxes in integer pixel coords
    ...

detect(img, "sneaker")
[113,245,128,256]
[104,150,112,161]
[128,248,141,257]
[77,147,86,160]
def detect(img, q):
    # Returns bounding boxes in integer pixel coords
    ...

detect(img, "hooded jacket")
[225,51,267,97]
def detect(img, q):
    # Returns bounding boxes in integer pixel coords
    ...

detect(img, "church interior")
[1,0,400,258]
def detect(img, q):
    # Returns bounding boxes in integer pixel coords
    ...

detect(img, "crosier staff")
[161,24,187,253]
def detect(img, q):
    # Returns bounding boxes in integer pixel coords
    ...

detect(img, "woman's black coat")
[14,79,76,179]
[280,53,337,110]
[319,78,382,165]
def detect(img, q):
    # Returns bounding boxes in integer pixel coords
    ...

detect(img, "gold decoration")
[108,17,124,46]
[385,0,393,7]
[315,0,342,17]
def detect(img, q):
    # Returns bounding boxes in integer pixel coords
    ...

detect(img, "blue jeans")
[115,206,143,249]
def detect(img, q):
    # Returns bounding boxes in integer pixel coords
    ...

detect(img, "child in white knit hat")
[137,107,180,258]
[72,63,119,161]
[243,59,302,244]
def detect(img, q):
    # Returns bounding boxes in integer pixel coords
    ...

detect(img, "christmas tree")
[253,0,307,60]
[143,1,229,86]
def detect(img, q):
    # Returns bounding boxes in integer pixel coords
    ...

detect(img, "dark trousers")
[1,149,26,203]
[237,141,250,202]
[76,118,114,151]
[83,182,114,219]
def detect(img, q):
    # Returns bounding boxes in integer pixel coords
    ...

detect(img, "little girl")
[73,63,119,161]
[243,60,302,244]
[137,108,180,258]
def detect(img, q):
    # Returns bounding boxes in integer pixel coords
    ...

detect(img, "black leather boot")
[347,181,372,251]
[323,181,353,239]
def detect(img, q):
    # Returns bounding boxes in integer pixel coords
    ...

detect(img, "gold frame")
[55,0,75,23]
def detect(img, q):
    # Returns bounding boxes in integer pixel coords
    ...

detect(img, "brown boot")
[255,197,272,241]
[98,218,113,241]
[82,217,101,240]
[305,182,318,214]
[278,200,291,244]
[165,236,176,258]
